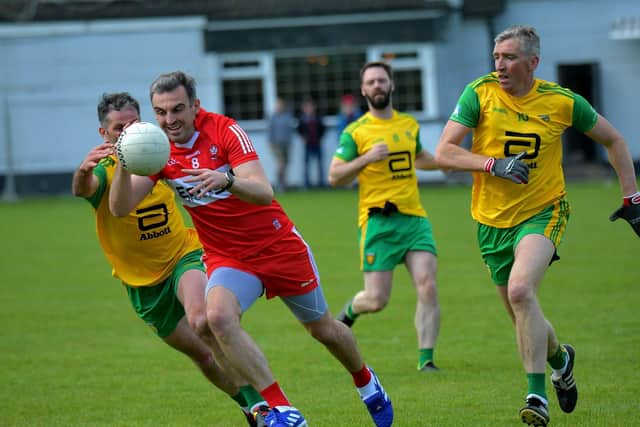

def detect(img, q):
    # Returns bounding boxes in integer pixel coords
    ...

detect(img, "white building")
[1,0,638,195]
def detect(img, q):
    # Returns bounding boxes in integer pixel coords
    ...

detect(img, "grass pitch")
[1,180,638,426]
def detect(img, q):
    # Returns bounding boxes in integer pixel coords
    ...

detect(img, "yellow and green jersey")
[450,72,598,227]
[334,110,427,226]
[87,155,201,286]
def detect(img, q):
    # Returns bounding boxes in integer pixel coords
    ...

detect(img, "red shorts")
[203,228,320,299]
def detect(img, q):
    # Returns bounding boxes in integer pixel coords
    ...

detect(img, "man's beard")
[365,91,391,110]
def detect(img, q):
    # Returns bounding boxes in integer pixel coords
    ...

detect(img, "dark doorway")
[557,63,601,163]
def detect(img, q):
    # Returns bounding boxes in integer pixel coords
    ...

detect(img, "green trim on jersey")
[469,73,499,89]
[333,110,428,226]
[536,82,574,98]
[450,84,480,128]
[447,73,597,227]
[87,158,113,209]
[336,114,423,162]
[571,93,598,132]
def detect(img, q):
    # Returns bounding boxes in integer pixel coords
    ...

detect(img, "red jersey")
[152,109,294,261]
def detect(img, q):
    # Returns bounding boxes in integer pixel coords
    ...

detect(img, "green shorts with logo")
[359,212,437,272]
[125,249,205,337]
[478,199,570,286]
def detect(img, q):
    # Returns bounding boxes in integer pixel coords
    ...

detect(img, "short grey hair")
[494,25,540,57]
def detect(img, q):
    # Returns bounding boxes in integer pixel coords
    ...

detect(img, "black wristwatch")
[222,169,235,191]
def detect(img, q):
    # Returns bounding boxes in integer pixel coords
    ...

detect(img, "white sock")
[357,375,379,400]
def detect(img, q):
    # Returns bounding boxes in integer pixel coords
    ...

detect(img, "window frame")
[206,42,438,126]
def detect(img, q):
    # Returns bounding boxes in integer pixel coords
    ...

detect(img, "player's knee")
[367,293,389,312]
[206,307,236,340]
[507,280,534,306]
[187,313,209,338]
[416,278,438,301]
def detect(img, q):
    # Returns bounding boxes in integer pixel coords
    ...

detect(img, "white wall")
[2,1,638,193]
[502,0,640,159]
[445,0,640,159]
[0,17,209,174]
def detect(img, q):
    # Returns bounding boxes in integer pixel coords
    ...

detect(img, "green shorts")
[359,213,437,271]
[478,199,570,286]
[125,250,205,337]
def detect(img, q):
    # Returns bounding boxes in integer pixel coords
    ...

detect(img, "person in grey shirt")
[268,97,296,191]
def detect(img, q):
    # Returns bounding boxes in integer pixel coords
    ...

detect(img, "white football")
[115,122,170,176]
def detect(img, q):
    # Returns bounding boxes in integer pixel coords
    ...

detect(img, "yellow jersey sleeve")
[337,111,427,226]
[450,74,597,227]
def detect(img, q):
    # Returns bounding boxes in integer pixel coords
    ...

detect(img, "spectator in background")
[297,97,326,188]
[268,97,296,192]
[336,94,363,140]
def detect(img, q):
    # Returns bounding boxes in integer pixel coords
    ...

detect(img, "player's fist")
[609,192,640,237]
[366,143,389,163]
[485,151,529,184]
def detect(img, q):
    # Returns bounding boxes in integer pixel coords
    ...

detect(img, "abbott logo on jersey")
[136,203,171,241]
[139,226,172,241]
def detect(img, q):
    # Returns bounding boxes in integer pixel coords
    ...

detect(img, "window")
[223,79,263,120]
[369,44,438,119]
[218,53,269,120]
[275,50,367,117]
[212,44,437,121]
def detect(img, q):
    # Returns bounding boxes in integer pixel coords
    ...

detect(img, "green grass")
[1,181,639,426]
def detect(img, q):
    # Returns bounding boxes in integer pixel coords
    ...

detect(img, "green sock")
[547,345,567,370]
[345,301,359,320]
[526,373,547,400]
[418,348,434,368]
[231,390,247,408]
[232,385,265,413]
[239,385,265,411]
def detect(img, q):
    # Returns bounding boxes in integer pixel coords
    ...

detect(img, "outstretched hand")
[485,151,529,184]
[80,142,114,173]
[609,192,640,237]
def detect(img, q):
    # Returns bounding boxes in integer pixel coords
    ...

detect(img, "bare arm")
[71,142,113,197]
[434,120,488,171]
[183,159,274,205]
[414,149,439,170]
[108,162,155,217]
[328,143,388,187]
[586,114,638,196]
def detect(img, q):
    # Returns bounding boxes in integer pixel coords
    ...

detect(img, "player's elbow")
[434,144,452,169]
[255,195,273,206]
[327,168,349,187]
[254,186,275,205]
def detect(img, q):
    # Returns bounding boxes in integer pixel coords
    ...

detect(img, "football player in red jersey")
[73,92,266,426]
[109,71,393,427]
